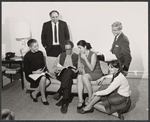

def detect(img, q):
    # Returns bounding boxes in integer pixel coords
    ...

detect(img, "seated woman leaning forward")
[24,39,51,105]
[76,40,103,111]
[77,60,131,120]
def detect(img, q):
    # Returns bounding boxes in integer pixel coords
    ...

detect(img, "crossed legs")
[56,69,76,103]
[77,74,93,106]
[32,76,51,102]
[82,95,123,119]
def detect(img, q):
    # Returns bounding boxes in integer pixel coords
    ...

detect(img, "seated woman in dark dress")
[24,39,51,105]
[76,40,103,111]
[77,60,131,120]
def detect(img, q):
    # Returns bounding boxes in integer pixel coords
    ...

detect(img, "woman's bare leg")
[39,76,50,102]
[94,101,121,119]
[77,75,84,106]
[82,74,92,103]
[32,77,50,100]
[32,87,40,99]
[94,101,107,113]
[83,95,101,111]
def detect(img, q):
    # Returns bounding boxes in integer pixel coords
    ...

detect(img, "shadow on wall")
[59,14,73,42]
[59,14,75,52]
[128,78,140,112]
[128,40,144,79]
[2,17,11,53]
[127,40,145,112]
[68,25,73,42]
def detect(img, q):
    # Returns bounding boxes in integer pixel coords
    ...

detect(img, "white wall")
[2,2,148,78]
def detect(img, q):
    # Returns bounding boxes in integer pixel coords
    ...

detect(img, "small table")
[2,57,24,89]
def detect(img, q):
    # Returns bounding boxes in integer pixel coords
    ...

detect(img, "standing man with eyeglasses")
[52,40,78,114]
[110,21,132,76]
[41,10,70,57]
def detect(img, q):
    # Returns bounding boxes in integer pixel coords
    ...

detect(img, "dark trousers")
[46,45,63,57]
[57,68,77,104]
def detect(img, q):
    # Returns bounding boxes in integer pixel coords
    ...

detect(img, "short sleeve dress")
[80,51,103,81]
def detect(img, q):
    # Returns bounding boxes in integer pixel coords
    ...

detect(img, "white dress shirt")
[115,32,122,41]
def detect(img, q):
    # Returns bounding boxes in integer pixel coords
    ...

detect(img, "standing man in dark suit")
[41,10,70,57]
[52,40,78,114]
[110,21,132,76]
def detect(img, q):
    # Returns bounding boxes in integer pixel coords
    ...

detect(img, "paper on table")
[10,57,22,61]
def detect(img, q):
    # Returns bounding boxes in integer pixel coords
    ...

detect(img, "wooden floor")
[1,76,148,120]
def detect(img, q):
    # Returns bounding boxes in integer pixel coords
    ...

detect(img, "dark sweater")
[24,50,45,77]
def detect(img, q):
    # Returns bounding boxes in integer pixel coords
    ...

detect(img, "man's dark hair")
[27,39,37,47]
[65,40,74,48]
[49,10,59,16]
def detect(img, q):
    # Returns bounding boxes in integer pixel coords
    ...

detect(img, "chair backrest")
[97,54,105,61]
[99,61,109,75]
[45,56,57,74]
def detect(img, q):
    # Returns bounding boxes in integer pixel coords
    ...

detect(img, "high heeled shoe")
[77,108,94,114]
[77,102,85,111]
[41,99,49,105]
[30,92,38,102]
[117,112,124,120]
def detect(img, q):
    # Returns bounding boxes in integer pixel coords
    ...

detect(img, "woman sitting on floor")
[77,60,131,120]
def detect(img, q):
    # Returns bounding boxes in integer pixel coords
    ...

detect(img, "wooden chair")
[2,65,20,88]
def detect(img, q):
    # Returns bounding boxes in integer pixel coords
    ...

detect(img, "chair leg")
[2,73,3,89]
[10,74,13,83]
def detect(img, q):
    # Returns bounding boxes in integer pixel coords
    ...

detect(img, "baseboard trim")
[127,71,148,79]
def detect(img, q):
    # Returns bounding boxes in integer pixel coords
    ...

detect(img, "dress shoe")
[77,102,85,111]
[118,112,124,120]
[56,98,64,106]
[30,92,38,102]
[77,108,94,114]
[41,99,49,105]
[61,103,68,114]
[53,92,61,101]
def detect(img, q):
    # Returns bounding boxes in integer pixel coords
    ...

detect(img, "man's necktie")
[110,36,117,52]
[114,36,117,41]
[54,24,57,43]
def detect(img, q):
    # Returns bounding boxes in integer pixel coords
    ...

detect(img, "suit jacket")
[41,20,70,53]
[110,33,132,71]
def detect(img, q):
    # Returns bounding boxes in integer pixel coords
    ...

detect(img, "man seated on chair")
[52,40,78,114]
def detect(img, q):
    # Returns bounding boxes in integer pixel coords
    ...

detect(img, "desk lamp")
[15,21,31,57]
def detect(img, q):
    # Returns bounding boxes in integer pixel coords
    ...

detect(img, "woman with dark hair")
[76,40,103,111]
[77,60,131,120]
